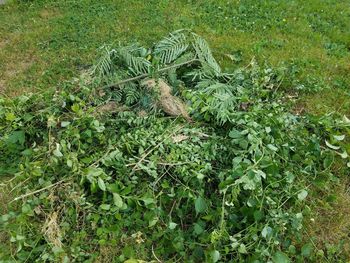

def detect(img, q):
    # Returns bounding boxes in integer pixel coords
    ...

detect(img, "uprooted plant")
[0,30,349,262]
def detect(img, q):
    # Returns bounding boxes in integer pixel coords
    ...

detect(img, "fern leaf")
[92,46,116,77]
[117,45,151,75]
[124,82,140,105]
[191,34,221,75]
[154,30,189,65]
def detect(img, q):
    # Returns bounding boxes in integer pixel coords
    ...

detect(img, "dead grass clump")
[42,211,63,248]
[142,78,192,122]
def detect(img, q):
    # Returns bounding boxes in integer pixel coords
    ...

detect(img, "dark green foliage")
[0,33,349,262]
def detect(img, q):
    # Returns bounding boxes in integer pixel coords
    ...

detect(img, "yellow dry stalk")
[42,211,63,248]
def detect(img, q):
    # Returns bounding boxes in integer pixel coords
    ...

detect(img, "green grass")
[0,0,349,260]
[0,0,349,97]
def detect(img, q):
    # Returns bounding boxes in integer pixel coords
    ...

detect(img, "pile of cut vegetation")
[0,30,349,262]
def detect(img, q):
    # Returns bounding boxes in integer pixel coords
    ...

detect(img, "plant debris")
[0,31,349,262]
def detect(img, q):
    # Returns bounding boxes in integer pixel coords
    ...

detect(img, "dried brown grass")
[42,210,63,248]
[142,78,192,122]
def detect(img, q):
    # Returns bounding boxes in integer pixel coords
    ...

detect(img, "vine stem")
[220,189,227,231]
[103,58,199,88]
[130,124,184,174]
[10,179,67,203]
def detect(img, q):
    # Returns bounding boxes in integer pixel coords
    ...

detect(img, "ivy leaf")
[97,177,106,191]
[272,251,290,263]
[195,196,207,214]
[297,190,308,201]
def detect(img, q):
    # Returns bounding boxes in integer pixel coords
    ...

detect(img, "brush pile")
[0,31,349,262]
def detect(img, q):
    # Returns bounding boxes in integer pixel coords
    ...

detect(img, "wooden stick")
[10,180,67,203]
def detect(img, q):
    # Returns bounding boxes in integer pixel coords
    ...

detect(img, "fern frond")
[191,34,221,75]
[92,46,116,77]
[154,30,189,65]
[123,82,140,105]
[117,45,151,75]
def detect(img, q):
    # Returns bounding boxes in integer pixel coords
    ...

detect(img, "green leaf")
[343,115,350,124]
[7,130,25,145]
[211,250,220,263]
[61,121,71,127]
[169,222,177,230]
[53,143,63,158]
[261,225,272,238]
[100,204,110,210]
[141,197,155,206]
[339,151,348,159]
[194,223,204,235]
[5,112,16,121]
[195,196,207,214]
[267,144,278,151]
[297,190,308,201]
[148,217,158,227]
[66,159,73,168]
[113,193,123,208]
[71,103,80,113]
[325,140,340,150]
[301,243,313,257]
[333,134,345,141]
[272,251,290,263]
[238,244,247,254]
[229,129,242,139]
[97,177,106,191]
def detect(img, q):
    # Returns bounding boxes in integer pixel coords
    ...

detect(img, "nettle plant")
[0,31,349,262]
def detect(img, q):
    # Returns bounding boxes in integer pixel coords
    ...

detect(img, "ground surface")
[0,0,350,260]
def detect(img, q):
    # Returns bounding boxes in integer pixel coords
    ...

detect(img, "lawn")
[0,0,349,262]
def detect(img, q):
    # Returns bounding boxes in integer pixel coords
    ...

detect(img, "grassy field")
[1,0,350,261]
